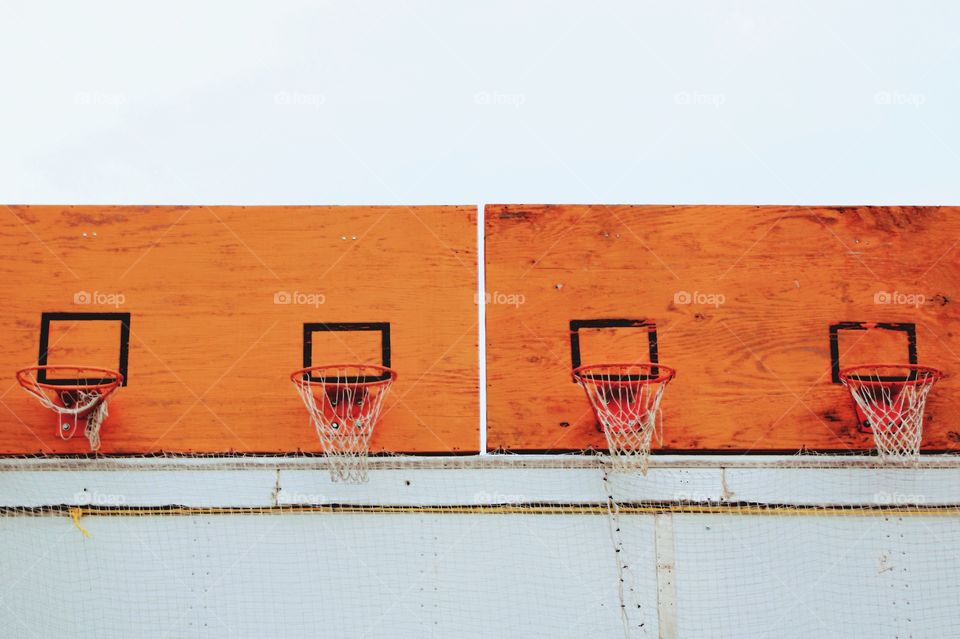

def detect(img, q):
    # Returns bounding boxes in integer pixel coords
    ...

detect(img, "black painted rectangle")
[569,318,659,379]
[302,322,391,383]
[828,321,918,383]
[37,312,131,386]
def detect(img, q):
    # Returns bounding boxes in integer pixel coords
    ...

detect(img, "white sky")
[1,1,957,205]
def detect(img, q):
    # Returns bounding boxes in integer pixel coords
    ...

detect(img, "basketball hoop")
[573,363,676,475]
[291,364,397,483]
[15,365,124,451]
[839,364,942,462]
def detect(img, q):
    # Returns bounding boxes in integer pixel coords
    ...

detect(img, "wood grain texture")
[485,205,960,453]
[0,205,478,454]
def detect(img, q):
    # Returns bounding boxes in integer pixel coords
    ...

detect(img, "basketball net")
[16,366,123,452]
[574,364,675,475]
[292,365,396,483]
[840,364,942,463]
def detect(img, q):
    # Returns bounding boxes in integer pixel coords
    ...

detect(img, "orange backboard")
[0,205,479,454]
[485,204,960,453]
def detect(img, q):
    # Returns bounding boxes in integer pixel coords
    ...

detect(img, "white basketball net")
[574,364,674,475]
[840,365,941,463]
[18,378,119,452]
[292,366,395,483]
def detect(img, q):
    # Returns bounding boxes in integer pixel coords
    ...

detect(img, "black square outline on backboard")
[828,321,918,384]
[37,312,131,386]
[302,322,392,383]
[569,318,659,380]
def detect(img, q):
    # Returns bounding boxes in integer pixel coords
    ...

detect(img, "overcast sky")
[1,1,957,205]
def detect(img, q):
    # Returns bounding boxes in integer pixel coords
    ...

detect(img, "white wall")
[1,457,958,638]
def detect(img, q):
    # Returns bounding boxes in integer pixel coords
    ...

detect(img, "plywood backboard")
[0,205,479,454]
[485,204,960,453]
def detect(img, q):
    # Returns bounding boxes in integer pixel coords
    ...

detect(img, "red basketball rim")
[16,365,124,392]
[838,364,942,387]
[572,363,676,385]
[290,364,397,387]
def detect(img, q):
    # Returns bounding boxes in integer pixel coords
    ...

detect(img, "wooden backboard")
[485,204,960,453]
[0,205,478,454]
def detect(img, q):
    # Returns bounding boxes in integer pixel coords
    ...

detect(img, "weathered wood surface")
[0,205,479,454]
[485,204,960,452]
